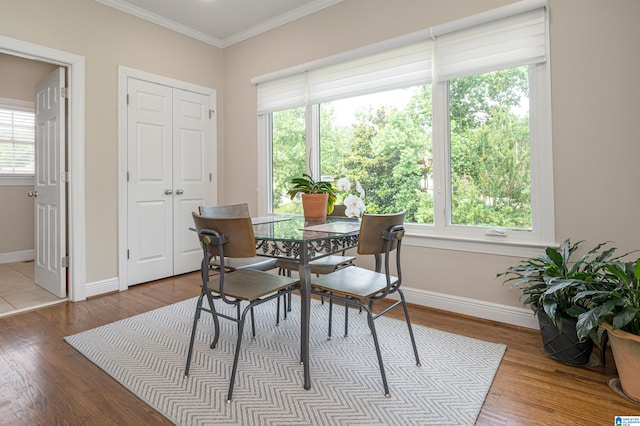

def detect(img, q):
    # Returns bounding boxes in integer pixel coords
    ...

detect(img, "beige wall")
[0,53,56,256]
[0,0,223,281]
[222,0,640,312]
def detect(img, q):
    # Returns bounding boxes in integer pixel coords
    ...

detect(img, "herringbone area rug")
[65,296,506,425]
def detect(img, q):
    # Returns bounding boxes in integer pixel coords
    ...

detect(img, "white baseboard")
[401,286,539,330]
[85,277,119,298]
[0,250,35,264]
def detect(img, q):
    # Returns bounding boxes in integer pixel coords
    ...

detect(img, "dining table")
[251,214,361,390]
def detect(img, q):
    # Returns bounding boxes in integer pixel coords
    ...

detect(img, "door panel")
[172,89,210,274]
[127,78,173,285]
[34,67,66,298]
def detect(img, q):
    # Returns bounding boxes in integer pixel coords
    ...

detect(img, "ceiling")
[96,0,343,48]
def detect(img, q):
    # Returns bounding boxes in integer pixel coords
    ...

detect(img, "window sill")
[403,231,555,258]
[0,176,34,186]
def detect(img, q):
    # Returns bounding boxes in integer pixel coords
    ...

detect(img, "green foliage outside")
[272,66,532,228]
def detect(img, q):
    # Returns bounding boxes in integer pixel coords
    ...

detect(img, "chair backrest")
[199,203,250,218]
[357,212,405,255]
[329,204,346,217]
[192,213,256,259]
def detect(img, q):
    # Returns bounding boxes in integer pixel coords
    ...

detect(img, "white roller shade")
[254,0,546,113]
[256,73,306,114]
[306,41,432,105]
[436,8,546,81]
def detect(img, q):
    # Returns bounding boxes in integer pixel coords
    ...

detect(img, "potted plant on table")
[498,239,617,366]
[287,173,337,220]
[574,258,640,402]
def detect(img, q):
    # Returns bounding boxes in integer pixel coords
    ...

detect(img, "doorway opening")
[0,34,86,303]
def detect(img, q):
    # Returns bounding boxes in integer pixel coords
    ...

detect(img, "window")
[0,98,35,185]
[256,2,553,255]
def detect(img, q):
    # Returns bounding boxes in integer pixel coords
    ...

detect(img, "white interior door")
[127,78,174,285]
[172,88,211,274]
[34,67,66,298]
[127,78,211,285]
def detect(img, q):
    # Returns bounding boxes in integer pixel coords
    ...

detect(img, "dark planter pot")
[537,310,593,366]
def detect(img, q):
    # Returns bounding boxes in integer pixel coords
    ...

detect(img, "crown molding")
[220,0,343,48]
[95,0,343,49]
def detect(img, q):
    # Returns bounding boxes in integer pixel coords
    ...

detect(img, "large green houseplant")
[498,239,616,365]
[287,173,337,219]
[574,259,640,402]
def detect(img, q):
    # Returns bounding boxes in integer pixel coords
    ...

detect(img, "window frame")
[0,97,35,186]
[256,4,554,257]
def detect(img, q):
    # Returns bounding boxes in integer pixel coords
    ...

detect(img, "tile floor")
[0,261,65,317]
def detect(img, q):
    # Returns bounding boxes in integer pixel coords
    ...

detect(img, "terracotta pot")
[602,322,640,403]
[301,193,328,220]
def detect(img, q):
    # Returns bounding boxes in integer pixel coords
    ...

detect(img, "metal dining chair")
[185,213,299,402]
[310,211,421,397]
[199,204,293,324]
[199,204,278,272]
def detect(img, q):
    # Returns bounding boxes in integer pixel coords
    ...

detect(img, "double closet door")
[127,78,212,286]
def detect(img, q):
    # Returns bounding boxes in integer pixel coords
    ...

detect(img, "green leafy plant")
[287,173,337,214]
[498,239,617,333]
[575,259,640,340]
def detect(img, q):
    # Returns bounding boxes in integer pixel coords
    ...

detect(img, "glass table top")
[252,214,360,243]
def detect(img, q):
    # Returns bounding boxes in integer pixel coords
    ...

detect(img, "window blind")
[435,8,546,81]
[256,73,307,114]
[306,41,432,105]
[255,0,546,114]
[0,108,35,174]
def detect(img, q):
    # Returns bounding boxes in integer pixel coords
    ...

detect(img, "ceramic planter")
[301,193,328,220]
[537,310,593,366]
[602,322,640,403]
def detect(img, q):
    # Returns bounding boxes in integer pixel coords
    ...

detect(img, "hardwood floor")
[0,271,637,425]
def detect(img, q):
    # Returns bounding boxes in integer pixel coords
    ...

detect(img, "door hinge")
[127,93,130,105]
[61,256,69,268]
[62,171,70,183]
[209,173,212,182]
[61,87,69,98]
[209,109,215,119]
[127,249,130,260]
[127,171,130,182]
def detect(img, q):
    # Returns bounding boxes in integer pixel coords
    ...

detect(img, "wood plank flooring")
[0,271,637,425]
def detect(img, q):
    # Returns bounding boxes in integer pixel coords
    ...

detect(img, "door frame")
[0,35,86,302]
[117,66,217,291]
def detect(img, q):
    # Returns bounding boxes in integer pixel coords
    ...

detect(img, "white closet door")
[172,88,211,275]
[127,78,174,285]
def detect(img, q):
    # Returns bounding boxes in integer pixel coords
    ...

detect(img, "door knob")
[27,190,38,197]
[164,189,173,195]
[175,189,184,195]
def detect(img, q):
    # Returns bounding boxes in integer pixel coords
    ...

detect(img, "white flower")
[355,179,365,198]
[337,177,351,192]
[344,194,366,218]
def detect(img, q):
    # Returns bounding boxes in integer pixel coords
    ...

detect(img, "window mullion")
[431,80,449,231]
[306,104,321,179]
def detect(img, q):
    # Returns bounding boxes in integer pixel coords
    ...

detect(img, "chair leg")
[227,305,252,403]
[344,301,349,337]
[327,297,333,341]
[250,306,256,338]
[398,289,421,367]
[362,303,390,397]
[276,296,282,326]
[185,291,220,376]
[184,295,203,377]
